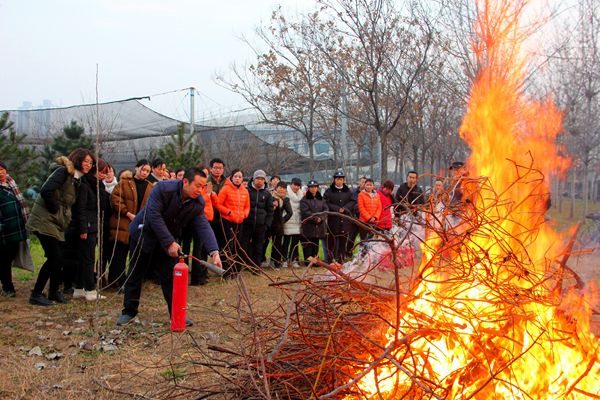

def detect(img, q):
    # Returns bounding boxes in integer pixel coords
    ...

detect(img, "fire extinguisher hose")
[178,251,226,276]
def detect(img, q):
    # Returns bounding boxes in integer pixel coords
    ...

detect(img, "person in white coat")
[283,177,304,267]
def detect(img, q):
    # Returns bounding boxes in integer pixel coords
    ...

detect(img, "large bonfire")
[206,0,600,398]
[342,1,600,398]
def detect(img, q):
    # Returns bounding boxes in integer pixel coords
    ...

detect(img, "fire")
[343,0,600,398]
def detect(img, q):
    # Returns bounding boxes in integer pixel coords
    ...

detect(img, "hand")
[339,208,345,213]
[207,182,213,194]
[212,252,222,268]
[126,212,135,221]
[80,233,88,240]
[167,242,181,258]
[315,217,321,224]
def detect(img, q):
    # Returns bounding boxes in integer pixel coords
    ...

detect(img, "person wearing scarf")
[0,161,29,297]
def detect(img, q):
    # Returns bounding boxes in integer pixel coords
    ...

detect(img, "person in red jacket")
[358,179,382,239]
[376,180,395,232]
[217,169,250,277]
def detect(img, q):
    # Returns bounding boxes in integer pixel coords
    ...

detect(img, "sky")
[0,0,311,122]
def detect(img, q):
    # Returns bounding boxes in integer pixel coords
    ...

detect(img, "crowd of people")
[0,149,473,325]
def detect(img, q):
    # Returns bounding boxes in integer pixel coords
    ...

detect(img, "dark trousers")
[359,227,374,241]
[75,232,97,291]
[106,240,129,289]
[33,233,64,294]
[283,234,302,262]
[326,231,353,262]
[240,223,267,268]
[211,216,227,250]
[62,232,78,291]
[221,219,243,275]
[267,230,285,267]
[0,241,19,293]
[302,237,320,261]
[122,244,177,317]
[346,222,358,256]
[182,227,208,284]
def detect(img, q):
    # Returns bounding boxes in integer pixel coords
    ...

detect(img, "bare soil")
[1,251,598,400]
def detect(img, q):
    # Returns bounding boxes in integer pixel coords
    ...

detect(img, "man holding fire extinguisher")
[116,167,221,326]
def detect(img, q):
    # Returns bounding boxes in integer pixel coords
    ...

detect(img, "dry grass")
[0,268,319,399]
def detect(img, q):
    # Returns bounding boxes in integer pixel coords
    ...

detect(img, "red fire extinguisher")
[171,258,189,332]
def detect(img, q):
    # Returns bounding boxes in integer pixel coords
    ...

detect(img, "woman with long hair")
[70,159,110,301]
[27,148,94,306]
[217,169,249,277]
[106,159,153,289]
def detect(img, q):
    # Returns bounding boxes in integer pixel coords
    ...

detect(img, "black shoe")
[29,292,54,306]
[1,290,16,298]
[63,287,74,296]
[48,290,69,304]
[185,318,193,327]
[116,313,135,326]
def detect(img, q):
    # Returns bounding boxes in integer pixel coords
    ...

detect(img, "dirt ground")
[1,250,599,400]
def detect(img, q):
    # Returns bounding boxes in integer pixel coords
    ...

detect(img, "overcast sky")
[0,0,311,121]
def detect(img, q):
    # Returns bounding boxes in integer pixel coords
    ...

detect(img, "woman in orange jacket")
[358,179,382,240]
[217,169,250,276]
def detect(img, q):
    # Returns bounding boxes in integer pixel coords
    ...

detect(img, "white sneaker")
[292,261,301,268]
[85,290,106,301]
[73,288,86,299]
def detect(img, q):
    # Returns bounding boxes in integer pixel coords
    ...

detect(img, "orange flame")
[344,0,599,398]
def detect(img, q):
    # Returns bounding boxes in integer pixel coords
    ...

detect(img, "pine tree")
[0,112,42,192]
[157,123,204,170]
[40,120,95,181]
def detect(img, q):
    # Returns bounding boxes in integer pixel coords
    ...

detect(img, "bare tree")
[313,0,433,180]
[218,9,335,175]
[550,0,600,217]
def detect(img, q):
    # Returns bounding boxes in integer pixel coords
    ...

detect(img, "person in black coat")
[265,181,292,268]
[394,170,424,217]
[117,168,221,326]
[323,170,356,262]
[70,160,110,300]
[240,169,274,270]
[300,180,328,260]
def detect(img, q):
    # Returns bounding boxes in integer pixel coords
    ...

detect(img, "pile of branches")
[191,167,598,399]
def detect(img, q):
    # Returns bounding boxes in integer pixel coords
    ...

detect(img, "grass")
[160,366,188,383]
[548,198,600,240]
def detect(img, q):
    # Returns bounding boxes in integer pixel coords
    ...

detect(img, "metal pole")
[340,77,349,178]
[189,87,195,135]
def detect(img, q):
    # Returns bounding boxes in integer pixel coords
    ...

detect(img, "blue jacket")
[129,180,218,255]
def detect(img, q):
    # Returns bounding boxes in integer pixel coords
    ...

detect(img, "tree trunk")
[308,139,315,177]
[412,145,419,173]
[569,169,576,219]
[558,178,564,213]
[394,152,400,182]
[583,162,589,217]
[380,130,389,180]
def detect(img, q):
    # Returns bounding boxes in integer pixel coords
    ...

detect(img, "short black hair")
[183,167,207,182]
[175,168,185,175]
[365,178,375,184]
[151,158,165,169]
[407,170,418,177]
[210,158,225,168]
[270,175,280,182]
[276,181,288,189]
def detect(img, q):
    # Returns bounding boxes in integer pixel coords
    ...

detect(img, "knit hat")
[253,169,267,180]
